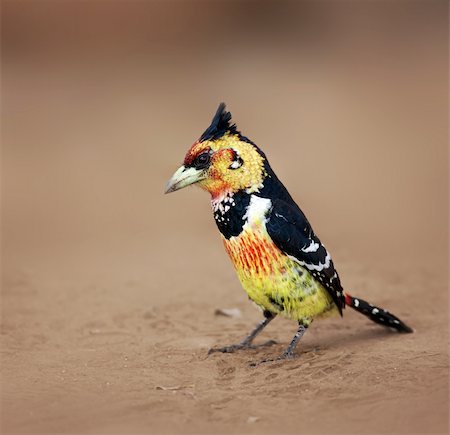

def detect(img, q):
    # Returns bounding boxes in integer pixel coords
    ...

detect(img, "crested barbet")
[165,103,413,363]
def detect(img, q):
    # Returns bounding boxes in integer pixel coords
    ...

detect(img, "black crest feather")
[199,103,238,142]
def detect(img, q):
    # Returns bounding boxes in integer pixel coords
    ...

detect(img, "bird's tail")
[344,293,413,333]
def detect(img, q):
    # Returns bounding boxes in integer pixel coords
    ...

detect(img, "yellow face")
[166,132,267,198]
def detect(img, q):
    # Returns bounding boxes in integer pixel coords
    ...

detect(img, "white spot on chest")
[211,192,235,214]
[243,195,272,225]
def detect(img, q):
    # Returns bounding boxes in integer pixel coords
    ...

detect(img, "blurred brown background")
[2,1,448,434]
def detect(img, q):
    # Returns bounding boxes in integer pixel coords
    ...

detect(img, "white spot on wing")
[274,212,288,222]
[288,251,332,272]
[301,241,320,253]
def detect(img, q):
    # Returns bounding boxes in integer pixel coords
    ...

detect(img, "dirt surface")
[2,2,449,434]
[2,252,449,434]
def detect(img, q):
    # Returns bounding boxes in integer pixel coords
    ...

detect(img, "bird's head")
[165,103,268,199]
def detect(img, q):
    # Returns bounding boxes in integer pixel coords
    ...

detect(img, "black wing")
[266,198,345,314]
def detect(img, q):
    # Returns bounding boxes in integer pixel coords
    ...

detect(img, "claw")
[208,343,248,354]
[249,351,296,367]
[208,339,278,355]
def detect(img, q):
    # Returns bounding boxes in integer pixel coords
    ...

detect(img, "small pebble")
[214,308,242,318]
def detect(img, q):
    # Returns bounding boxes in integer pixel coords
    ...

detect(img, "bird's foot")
[249,350,296,367]
[208,339,277,355]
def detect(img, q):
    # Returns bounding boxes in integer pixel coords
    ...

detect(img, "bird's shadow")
[303,325,411,355]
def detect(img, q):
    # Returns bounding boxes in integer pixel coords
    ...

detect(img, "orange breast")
[223,229,284,278]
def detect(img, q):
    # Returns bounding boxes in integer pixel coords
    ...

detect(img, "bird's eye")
[194,152,211,169]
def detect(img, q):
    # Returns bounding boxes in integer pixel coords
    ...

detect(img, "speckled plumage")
[222,197,337,325]
[165,103,413,362]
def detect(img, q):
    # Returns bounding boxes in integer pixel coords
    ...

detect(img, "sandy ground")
[2,2,449,434]
[2,247,449,434]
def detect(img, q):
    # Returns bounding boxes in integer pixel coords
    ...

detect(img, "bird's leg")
[239,311,277,347]
[208,311,277,354]
[279,322,308,359]
[250,321,309,366]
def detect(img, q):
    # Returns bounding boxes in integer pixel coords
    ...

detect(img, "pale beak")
[164,165,206,194]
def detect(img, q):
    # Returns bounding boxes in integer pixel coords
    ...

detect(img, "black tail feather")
[345,294,413,333]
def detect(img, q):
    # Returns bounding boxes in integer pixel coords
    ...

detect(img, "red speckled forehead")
[183,141,211,166]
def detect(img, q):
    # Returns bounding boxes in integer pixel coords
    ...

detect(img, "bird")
[165,103,413,363]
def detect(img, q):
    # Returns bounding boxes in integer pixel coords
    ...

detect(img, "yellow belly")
[223,228,337,324]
